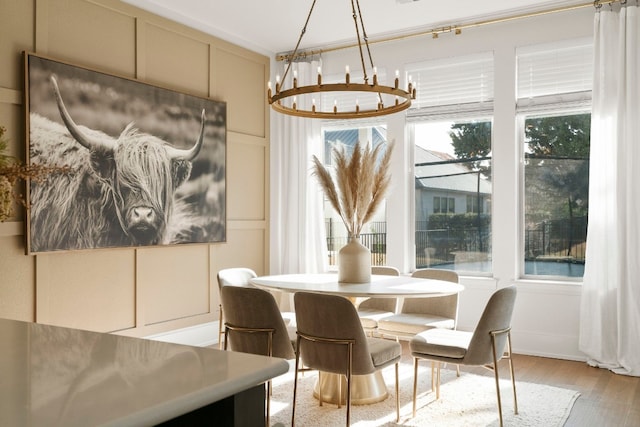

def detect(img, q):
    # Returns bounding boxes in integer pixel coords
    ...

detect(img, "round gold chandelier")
[267,0,416,119]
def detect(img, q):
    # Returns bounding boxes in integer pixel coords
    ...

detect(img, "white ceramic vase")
[338,235,371,283]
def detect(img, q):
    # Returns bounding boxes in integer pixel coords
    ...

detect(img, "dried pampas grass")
[312,140,394,237]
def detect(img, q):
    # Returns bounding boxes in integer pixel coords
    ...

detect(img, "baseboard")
[145,321,219,348]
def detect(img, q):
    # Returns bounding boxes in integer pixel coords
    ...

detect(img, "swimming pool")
[430,260,584,278]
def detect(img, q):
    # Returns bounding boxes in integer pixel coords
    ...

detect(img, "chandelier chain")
[350,0,369,83]
[281,0,318,84]
[353,0,375,84]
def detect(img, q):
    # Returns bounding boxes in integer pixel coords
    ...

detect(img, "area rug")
[269,361,580,426]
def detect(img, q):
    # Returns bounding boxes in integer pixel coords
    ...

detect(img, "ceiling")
[122,0,588,56]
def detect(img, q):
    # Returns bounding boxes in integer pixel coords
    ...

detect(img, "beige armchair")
[220,285,297,427]
[292,291,402,426]
[376,268,459,340]
[217,267,294,349]
[410,286,518,427]
[217,267,257,349]
[356,266,400,336]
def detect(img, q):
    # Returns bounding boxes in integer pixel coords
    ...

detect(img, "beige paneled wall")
[0,0,270,337]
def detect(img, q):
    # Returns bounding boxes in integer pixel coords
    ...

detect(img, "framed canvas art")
[24,52,227,254]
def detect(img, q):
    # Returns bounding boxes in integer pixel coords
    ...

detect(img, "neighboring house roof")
[415,146,491,194]
[323,127,387,163]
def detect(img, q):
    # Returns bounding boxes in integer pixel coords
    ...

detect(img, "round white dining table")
[250,272,464,405]
[251,272,463,297]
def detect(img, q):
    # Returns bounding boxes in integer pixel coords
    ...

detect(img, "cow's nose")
[132,207,154,222]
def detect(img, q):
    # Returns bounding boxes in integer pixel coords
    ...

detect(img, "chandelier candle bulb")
[266,0,414,119]
[267,81,272,100]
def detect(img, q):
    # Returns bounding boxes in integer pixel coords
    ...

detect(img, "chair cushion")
[410,328,472,360]
[366,337,402,369]
[357,309,395,329]
[377,313,455,335]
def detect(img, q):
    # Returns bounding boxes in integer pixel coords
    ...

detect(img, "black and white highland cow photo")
[25,53,227,253]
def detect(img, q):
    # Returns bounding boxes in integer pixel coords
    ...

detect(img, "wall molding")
[0,87,22,105]
[0,221,23,237]
[145,320,219,348]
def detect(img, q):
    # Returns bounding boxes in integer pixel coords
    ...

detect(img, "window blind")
[406,52,494,120]
[516,37,593,111]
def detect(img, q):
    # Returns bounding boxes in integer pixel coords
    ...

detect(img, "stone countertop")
[0,318,289,426]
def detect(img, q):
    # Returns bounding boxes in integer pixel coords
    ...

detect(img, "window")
[433,197,455,214]
[467,195,483,213]
[321,124,388,267]
[522,112,590,278]
[517,38,592,278]
[414,120,492,273]
[408,52,494,274]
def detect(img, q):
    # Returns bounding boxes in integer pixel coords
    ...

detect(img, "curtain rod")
[276,0,620,62]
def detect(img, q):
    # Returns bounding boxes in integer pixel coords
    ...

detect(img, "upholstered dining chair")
[217,267,257,349]
[220,285,297,427]
[376,268,460,341]
[292,291,402,426]
[410,286,518,427]
[356,266,400,336]
[217,267,294,349]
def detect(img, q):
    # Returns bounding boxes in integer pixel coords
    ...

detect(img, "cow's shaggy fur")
[29,113,193,252]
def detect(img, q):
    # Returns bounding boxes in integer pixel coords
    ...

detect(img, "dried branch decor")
[0,125,71,222]
[312,140,394,237]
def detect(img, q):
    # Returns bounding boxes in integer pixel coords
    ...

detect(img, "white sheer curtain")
[580,3,640,376]
[269,60,328,285]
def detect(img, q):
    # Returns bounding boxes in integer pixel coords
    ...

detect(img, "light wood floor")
[443,352,640,427]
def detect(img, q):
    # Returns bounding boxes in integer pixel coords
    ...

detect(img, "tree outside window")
[523,112,590,277]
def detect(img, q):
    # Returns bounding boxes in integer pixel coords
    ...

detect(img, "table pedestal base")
[313,371,388,405]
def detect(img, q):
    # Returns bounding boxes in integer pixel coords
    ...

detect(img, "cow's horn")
[166,109,206,161]
[50,75,115,152]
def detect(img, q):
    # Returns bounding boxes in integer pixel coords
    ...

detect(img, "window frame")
[411,115,494,277]
[517,106,590,281]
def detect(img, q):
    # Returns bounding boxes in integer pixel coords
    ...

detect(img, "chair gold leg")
[491,337,504,427]
[337,373,341,409]
[507,333,518,415]
[412,358,419,418]
[346,343,353,427]
[292,337,301,427]
[456,364,460,377]
[318,371,323,407]
[266,380,271,427]
[395,363,400,422]
[218,304,224,350]
[431,361,435,392]
[435,362,441,400]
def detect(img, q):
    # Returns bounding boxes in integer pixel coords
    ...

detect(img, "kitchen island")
[0,318,289,426]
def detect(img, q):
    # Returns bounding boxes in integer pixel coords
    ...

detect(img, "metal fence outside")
[325,217,586,268]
